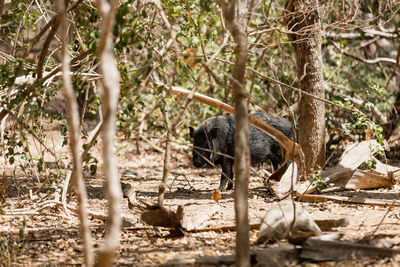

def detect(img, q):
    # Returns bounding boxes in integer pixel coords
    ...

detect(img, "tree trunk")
[96,0,122,265]
[285,0,325,176]
[158,102,171,207]
[385,74,400,140]
[218,1,250,267]
[55,1,94,266]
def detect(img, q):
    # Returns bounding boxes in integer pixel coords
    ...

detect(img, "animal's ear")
[209,127,218,139]
[189,127,194,138]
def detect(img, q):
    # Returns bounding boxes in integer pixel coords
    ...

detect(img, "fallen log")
[161,245,299,267]
[297,192,400,207]
[301,237,400,261]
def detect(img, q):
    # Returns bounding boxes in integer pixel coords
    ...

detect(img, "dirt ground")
[1,128,400,266]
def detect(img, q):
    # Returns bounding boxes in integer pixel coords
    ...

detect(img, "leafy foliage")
[0,0,399,179]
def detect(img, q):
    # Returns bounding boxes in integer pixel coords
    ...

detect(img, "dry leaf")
[365,128,372,141]
[212,189,221,203]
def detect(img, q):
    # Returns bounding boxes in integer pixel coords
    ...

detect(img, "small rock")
[256,200,321,244]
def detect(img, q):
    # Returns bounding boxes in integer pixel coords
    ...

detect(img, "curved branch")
[36,10,62,79]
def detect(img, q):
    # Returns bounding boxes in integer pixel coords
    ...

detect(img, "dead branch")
[323,29,399,40]
[301,237,400,261]
[37,7,62,80]
[80,119,103,162]
[331,42,397,65]
[26,0,84,62]
[297,193,400,207]
[297,141,398,194]
[363,199,397,242]
[0,110,57,159]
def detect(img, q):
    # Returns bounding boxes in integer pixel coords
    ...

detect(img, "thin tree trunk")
[218,1,250,266]
[55,1,94,266]
[0,0,4,16]
[96,0,122,265]
[285,0,325,176]
[386,74,400,140]
[158,102,171,207]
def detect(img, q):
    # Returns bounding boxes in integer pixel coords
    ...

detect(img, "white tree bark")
[96,0,122,265]
[55,0,94,266]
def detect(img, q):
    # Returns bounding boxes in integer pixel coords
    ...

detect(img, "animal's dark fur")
[189,112,293,190]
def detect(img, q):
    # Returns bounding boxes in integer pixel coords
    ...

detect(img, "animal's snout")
[193,159,204,168]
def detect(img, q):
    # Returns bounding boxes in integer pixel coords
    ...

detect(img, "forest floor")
[1,127,400,266]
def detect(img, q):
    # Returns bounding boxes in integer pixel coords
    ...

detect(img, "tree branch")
[324,29,399,40]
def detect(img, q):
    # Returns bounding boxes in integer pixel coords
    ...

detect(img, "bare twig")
[158,97,172,207]
[364,199,397,240]
[169,173,195,191]
[324,29,399,40]
[37,5,62,80]
[26,0,84,61]
[331,42,396,65]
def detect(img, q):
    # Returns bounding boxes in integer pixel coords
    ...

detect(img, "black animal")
[189,112,293,190]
